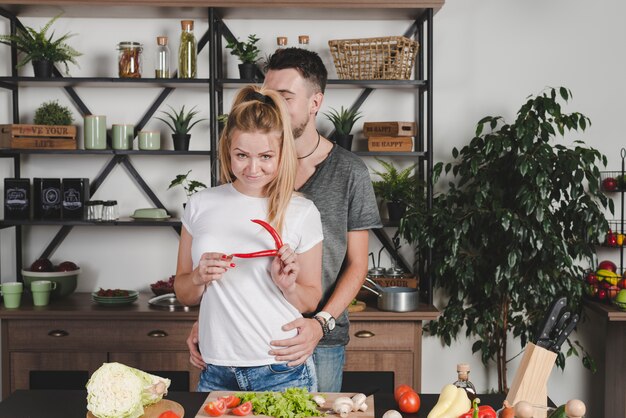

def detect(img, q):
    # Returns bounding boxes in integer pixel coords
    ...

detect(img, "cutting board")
[87,399,184,418]
[196,391,375,418]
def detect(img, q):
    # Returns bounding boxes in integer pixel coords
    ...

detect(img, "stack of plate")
[91,290,138,306]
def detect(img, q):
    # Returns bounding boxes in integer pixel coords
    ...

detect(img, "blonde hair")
[218,85,297,235]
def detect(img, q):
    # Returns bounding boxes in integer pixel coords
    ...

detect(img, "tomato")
[204,399,227,417]
[158,411,181,418]
[394,384,414,403]
[232,401,253,416]
[398,391,420,413]
[220,395,241,409]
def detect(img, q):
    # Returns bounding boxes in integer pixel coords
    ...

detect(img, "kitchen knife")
[535,297,567,347]
[551,313,579,352]
[550,310,571,341]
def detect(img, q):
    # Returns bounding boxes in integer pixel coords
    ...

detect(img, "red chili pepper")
[252,219,283,248]
[459,399,497,418]
[231,249,278,258]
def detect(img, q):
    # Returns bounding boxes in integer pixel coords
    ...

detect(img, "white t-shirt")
[181,183,323,366]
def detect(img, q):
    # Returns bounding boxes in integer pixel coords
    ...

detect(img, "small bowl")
[150,284,174,296]
[21,269,80,299]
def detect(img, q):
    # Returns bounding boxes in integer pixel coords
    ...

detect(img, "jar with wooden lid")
[117,41,143,78]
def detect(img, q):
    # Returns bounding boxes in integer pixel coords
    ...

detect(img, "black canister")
[4,178,31,220]
[34,178,62,219]
[62,178,90,219]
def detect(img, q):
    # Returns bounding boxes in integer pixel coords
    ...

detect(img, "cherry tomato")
[220,395,241,409]
[232,401,253,416]
[158,411,181,418]
[394,384,414,403]
[398,391,421,413]
[204,399,227,417]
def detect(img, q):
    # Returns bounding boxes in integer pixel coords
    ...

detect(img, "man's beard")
[292,121,306,140]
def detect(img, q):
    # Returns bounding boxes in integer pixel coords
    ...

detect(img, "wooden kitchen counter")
[584,301,626,418]
[0,293,438,398]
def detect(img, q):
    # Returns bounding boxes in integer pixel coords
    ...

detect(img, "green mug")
[31,280,57,307]
[0,282,23,309]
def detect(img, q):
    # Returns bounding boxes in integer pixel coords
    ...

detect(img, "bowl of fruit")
[150,275,175,296]
[583,260,624,303]
[21,258,80,299]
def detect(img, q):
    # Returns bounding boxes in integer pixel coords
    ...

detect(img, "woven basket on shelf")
[328,36,419,80]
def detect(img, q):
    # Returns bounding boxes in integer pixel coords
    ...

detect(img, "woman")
[175,85,323,392]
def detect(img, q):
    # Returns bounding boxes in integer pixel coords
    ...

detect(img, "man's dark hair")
[265,47,328,93]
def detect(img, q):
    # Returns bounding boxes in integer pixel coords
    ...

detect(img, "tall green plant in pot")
[156,105,206,151]
[0,14,81,77]
[324,106,363,151]
[371,158,418,222]
[400,87,611,393]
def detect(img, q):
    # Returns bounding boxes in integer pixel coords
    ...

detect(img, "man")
[187,48,381,392]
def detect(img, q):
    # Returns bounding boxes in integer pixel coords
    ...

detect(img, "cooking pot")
[362,277,419,312]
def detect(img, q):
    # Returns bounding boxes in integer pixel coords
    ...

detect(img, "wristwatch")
[314,311,336,336]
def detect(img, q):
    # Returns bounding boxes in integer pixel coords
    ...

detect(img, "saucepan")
[361,277,419,312]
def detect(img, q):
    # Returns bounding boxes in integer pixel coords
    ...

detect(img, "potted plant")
[0,14,81,77]
[34,100,74,125]
[225,34,261,80]
[155,105,206,151]
[324,106,363,151]
[168,170,207,201]
[399,87,610,393]
[371,158,418,222]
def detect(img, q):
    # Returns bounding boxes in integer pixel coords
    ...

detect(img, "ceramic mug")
[138,131,161,150]
[84,115,107,150]
[0,282,23,309]
[30,280,57,307]
[112,124,135,150]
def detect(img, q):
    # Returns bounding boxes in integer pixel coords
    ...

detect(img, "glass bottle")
[276,36,288,50]
[117,42,143,78]
[155,36,170,78]
[178,20,197,79]
[453,363,477,400]
[298,35,310,50]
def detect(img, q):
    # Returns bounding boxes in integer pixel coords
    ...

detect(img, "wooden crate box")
[0,124,77,149]
[363,121,416,137]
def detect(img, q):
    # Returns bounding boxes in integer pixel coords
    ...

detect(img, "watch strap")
[313,315,329,336]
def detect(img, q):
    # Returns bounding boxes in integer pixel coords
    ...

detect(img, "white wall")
[0,0,621,415]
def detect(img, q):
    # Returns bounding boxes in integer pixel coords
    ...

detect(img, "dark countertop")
[0,390,508,418]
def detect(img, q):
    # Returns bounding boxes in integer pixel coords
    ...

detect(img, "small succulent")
[168,170,207,198]
[33,100,74,125]
[226,34,261,64]
[324,106,363,136]
[155,105,206,135]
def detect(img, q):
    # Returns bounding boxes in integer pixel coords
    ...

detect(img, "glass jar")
[117,41,143,78]
[178,20,197,79]
[298,35,310,50]
[87,200,104,221]
[155,36,170,78]
[453,363,477,400]
[276,36,288,49]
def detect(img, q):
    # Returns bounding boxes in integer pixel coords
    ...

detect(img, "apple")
[597,289,608,300]
[603,177,618,192]
[598,260,617,273]
[55,261,79,272]
[585,272,599,285]
[585,284,599,298]
[615,289,626,304]
[29,258,54,272]
[601,281,612,290]
[607,285,620,300]
[618,279,626,289]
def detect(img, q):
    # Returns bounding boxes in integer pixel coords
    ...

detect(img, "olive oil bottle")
[178,20,197,78]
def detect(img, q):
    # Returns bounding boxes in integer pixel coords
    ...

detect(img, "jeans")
[197,357,317,392]
[312,345,345,392]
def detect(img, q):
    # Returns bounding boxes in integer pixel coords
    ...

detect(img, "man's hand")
[269,317,323,366]
[186,320,205,370]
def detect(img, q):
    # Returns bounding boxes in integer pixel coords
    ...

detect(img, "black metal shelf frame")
[0,6,435,303]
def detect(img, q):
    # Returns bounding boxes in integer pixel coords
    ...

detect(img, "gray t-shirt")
[299,144,382,346]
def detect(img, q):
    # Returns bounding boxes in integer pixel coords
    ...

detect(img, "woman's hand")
[271,244,298,293]
[193,252,235,286]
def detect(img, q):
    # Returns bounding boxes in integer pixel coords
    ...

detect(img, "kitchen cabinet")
[0,0,440,303]
[0,292,438,398]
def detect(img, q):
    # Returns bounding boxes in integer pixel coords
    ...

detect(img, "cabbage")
[86,362,171,418]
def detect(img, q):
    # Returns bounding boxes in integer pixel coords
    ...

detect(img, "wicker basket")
[328,36,419,80]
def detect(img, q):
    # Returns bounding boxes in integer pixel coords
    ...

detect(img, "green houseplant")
[400,87,611,393]
[0,14,81,77]
[155,105,206,151]
[323,106,363,151]
[226,34,261,80]
[33,100,74,125]
[168,170,207,200]
[371,158,418,222]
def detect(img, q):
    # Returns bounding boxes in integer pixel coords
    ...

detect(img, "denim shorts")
[197,357,317,392]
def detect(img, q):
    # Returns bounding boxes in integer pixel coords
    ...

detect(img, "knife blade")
[535,297,567,344]
[551,313,579,352]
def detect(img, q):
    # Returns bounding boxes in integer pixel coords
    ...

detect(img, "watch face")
[327,317,336,330]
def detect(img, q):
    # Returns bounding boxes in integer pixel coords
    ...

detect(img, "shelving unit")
[0,0,441,303]
[598,148,626,272]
